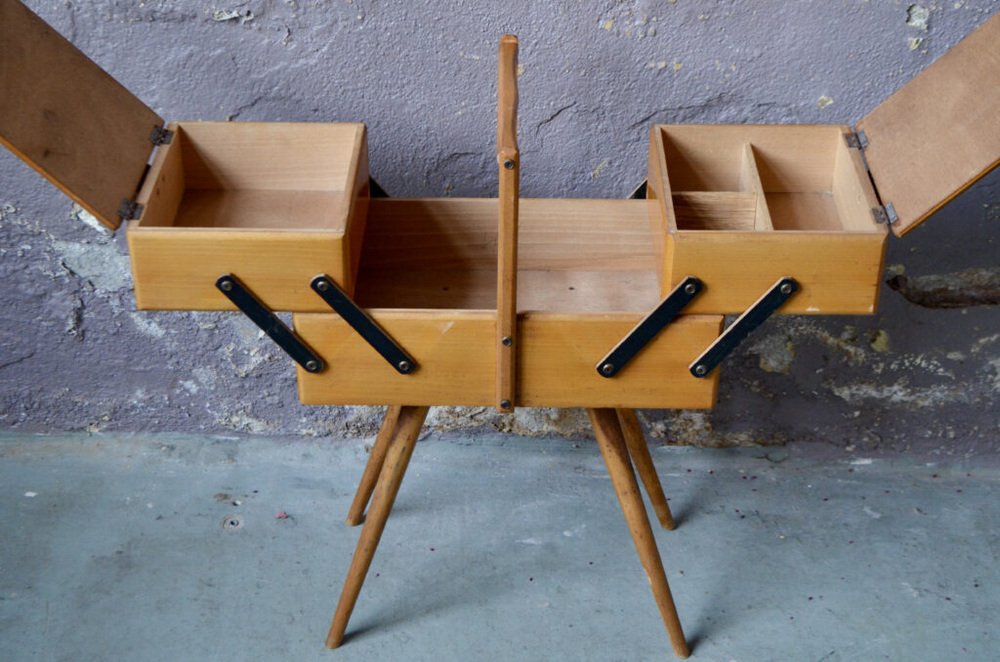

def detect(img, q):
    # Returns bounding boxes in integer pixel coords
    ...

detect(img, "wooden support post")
[495,34,519,413]
[345,405,403,526]
[617,409,676,530]
[588,408,690,659]
[326,405,430,648]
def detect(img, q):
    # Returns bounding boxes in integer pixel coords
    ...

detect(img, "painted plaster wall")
[0,0,997,450]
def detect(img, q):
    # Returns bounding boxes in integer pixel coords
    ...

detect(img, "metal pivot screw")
[693,364,708,377]
[500,399,512,409]
[779,282,794,295]
[315,280,330,292]
[398,360,412,373]
[305,360,319,372]
[219,280,233,292]
[684,282,698,295]
[503,159,516,170]
[501,336,513,347]
[600,363,615,376]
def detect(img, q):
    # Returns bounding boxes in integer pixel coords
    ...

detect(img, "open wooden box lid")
[856,11,1000,237]
[0,0,163,231]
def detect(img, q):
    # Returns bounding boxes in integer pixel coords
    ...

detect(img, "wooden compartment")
[128,121,369,311]
[647,124,887,314]
[0,1,368,313]
[294,197,724,408]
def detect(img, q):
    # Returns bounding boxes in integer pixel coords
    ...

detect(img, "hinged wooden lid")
[856,12,1000,237]
[0,0,163,230]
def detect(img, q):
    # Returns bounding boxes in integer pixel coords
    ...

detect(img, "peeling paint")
[887,268,1000,308]
[906,5,931,32]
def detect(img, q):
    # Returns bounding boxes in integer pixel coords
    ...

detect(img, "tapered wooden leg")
[346,405,404,526]
[617,409,676,531]
[326,405,430,649]
[588,408,690,659]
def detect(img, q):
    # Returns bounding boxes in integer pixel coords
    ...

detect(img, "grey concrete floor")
[1,430,998,662]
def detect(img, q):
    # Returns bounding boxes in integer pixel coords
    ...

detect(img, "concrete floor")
[1,431,998,661]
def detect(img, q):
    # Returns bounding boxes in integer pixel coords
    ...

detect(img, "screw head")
[693,364,708,377]
[398,360,412,373]
[305,360,319,372]
[780,282,794,295]
[684,282,698,295]
[501,336,513,347]
[316,280,330,292]
[600,363,615,376]
[500,399,512,409]
[503,159,516,170]
[219,280,233,292]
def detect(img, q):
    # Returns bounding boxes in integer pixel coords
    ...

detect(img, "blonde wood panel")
[740,144,774,231]
[294,311,722,408]
[666,231,887,314]
[857,12,1000,237]
[671,192,757,231]
[134,123,185,229]
[832,136,884,233]
[356,268,660,314]
[127,230,351,311]
[358,198,655,271]
[171,190,347,229]
[0,0,163,230]
[295,311,496,406]
[655,125,842,193]
[177,122,366,195]
[518,312,722,409]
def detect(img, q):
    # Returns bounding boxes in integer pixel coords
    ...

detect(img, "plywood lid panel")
[0,0,163,230]
[856,11,1000,237]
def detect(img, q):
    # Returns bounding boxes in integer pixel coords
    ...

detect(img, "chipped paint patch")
[831,381,971,408]
[130,313,167,339]
[817,95,833,109]
[749,334,796,374]
[869,330,891,354]
[590,159,609,179]
[906,5,930,32]
[51,240,132,293]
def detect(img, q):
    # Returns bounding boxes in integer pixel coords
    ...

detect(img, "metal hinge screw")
[315,279,330,292]
[693,364,708,377]
[501,336,513,347]
[304,360,319,372]
[503,159,516,170]
[600,363,615,376]
[398,360,412,373]
[684,282,698,295]
[500,399,512,409]
[219,279,234,292]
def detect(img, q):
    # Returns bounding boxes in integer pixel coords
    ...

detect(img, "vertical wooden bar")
[496,34,519,413]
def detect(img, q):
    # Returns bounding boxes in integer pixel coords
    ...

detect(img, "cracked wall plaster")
[1,1,997,452]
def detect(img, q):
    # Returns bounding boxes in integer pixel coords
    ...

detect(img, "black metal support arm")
[596,276,703,378]
[310,275,418,375]
[689,276,799,378]
[215,274,324,373]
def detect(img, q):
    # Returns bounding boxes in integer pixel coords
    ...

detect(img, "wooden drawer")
[294,198,723,408]
[647,125,888,315]
[128,121,369,311]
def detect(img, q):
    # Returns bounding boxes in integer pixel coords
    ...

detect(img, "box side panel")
[518,313,722,409]
[343,126,370,294]
[670,232,887,314]
[294,311,495,406]
[127,229,347,311]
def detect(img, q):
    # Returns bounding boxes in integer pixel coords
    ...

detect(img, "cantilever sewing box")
[1,1,997,657]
